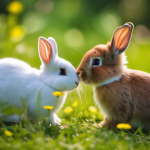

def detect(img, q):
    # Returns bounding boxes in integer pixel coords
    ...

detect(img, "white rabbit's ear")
[111,22,134,55]
[38,37,52,64]
[48,37,58,56]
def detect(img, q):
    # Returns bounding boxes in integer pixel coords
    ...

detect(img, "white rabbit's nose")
[75,81,79,86]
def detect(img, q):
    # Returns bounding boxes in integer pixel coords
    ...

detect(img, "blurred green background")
[0,0,150,71]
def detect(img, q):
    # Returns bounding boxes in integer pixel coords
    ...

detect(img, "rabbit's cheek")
[65,81,78,91]
[92,66,111,84]
[57,84,67,91]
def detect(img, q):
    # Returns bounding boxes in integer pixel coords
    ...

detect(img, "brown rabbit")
[76,22,150,130]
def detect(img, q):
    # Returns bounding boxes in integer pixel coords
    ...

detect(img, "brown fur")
[76,23,150,130]
[95,70,150,129]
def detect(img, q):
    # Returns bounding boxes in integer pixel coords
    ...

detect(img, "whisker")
[86,73,92,84]
[76,70,93,104]
[77,87,82,100]
[84,74,93,104]
[77,83,85,102]
[74,48,84,56]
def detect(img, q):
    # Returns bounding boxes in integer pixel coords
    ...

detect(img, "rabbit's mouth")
[78,71,92,85]
[76,67,92,85]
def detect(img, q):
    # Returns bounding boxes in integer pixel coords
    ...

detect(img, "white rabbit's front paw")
[54,114,61,125]
[49,114,61,126]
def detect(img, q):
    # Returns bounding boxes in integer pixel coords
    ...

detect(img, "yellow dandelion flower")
[5,130,13,136]
[7,1,23,14]
[10,26,24,42]
[117,123,132,130]
[64,106,73,113]
[53,91,65,97]
[43,106,53,110]
[88,106,97,113]
[72,100,78,107]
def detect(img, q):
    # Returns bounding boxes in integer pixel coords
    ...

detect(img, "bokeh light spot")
[119,0,147,22]
[98,12,121,37]
[35,0,53,14]
[23,12,44,33]
[133,25,150,44]
[64,106,73,113]
[10,26,24,42]
[6,1,23,14]
[65,29,84,47]
[16,43,26,53]
[88,106,97,113]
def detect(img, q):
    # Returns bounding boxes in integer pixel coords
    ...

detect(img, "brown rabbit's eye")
[92,59,100,66]
[59,68,66,76]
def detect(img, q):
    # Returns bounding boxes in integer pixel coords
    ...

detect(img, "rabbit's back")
[0,58,39,106]
[128,69,150,122]
[0,58,35,75]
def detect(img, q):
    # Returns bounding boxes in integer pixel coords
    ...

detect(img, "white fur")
[0,37,78,125]
[122,53,128,65]
[94,75,122,87]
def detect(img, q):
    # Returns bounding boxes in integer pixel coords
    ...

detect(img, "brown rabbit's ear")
[111,22,134,55]
[38,37,51,64]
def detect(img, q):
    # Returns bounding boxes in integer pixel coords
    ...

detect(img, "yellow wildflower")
[117,123,132,130]
[64,106,73,113]
[53,91,65,97]
[88,106,97,113]
[5,130,13,136]
[7,1,23,14]
[10,26,24,42]
[72,100,78,107]
[43,106,53,110]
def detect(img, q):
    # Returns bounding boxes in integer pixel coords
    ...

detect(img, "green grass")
[1,120,150,150]
[1,88,150,150]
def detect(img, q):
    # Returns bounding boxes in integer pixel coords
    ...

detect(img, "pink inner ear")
[39,39,51,64]
[113,26,131,53]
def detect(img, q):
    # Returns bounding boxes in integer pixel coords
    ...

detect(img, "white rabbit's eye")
[92,59,100,66]
[59,68,66,76]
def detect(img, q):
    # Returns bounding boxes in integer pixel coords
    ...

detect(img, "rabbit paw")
[99,118,117,130]
[99,117,110,128]
[99,121,105,128]
[49,114,61,126]
[54,114,61,124]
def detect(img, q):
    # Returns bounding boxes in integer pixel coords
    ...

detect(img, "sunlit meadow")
[0,0,150,150]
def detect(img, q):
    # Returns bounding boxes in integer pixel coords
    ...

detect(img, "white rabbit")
[0,37,79,125]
